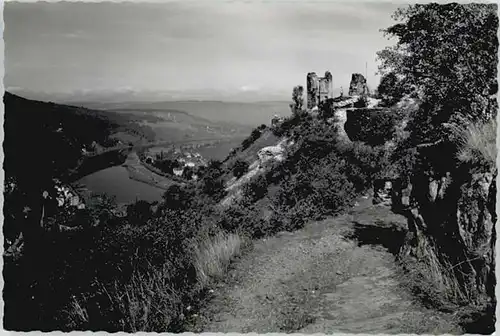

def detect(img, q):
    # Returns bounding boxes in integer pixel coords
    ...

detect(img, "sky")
[4,1,404,101]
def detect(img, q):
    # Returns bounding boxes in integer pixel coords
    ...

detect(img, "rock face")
[348,73,369,96]
[392,143,496,306]
[258,145,285,167]
[373,180,393,206]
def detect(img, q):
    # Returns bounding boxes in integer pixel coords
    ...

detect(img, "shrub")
[241,128,262,150]
[126,200,154,226]
[290,85,305,116]
[318,99,339,121]
[162,184,195,211]
[272,113,303,137]
[353,95,368,108]
[377,72,405,106]
[232,159,249,179]
[200,177,226,202]
[154,159,180,175]
[182,166,194,180]
[272,152,358,230]
[344,109,397,146]
[242,174,269,203]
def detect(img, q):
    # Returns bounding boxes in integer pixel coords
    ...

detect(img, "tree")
[126,200,153,225]
[162,184,194,210]
[377,72,404,106]
[290,85,305,116]
[377,4,498,144]
[232,159,249,179]
[241,128,262,150]
[182,166,194,180]
[242,174,268,202]
[200,160,227,201]
[154,159,179,175]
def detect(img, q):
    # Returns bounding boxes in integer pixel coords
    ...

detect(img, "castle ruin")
[306,71,370,111]
[348,73,370,96]
[306,71,333,109]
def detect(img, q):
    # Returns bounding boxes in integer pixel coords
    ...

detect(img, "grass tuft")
[453,118,497,167]
[194,232,244,287]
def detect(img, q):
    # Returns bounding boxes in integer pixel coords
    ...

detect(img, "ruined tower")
[307,71,333,110]
[306,72,319,109]
[348,73,369,96]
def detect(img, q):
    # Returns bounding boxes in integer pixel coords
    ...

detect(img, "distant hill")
[101,106,254,142]
[3,92,158,186]
[74,100,292,127]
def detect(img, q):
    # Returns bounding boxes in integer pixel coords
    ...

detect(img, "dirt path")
[186,196,463,334]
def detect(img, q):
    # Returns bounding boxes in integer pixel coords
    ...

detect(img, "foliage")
[344,109,398,146]
[216,201,272,238]
[290,85,305,116]
[153,158,180,175]
[162,184,195,211]
[241,128,263,150]
[353,96,368,108]
[318,99,336,120]
[182,166,194,180]
[232,159,250,179]
[126,200,155,226]
[377,3,498,144]
[242,174,269,203]
[271,112,306,137]
[377,72,405,106]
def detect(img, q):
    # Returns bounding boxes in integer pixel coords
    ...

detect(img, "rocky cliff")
[392,141,496,311]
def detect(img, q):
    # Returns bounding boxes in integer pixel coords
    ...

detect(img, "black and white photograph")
[2,1,498,333]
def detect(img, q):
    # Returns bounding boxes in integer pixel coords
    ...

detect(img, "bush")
[272,113,304,137]
[242,174,269,203]
[377,72,405,106]
[241,128,262,150]
[232,159,249,179]
[345,109,397,146]
[353,95,368,108]
[162,184,195,211]
[126,200,154,226]
[182,166,194,180]
[154,159,180,175]
[199,160,226,201]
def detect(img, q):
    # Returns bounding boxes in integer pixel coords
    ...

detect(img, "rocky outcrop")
[222,138,293,207]
[393,142,496,306]
[258,145,285,166]
[348,73,369,96]
[373,180,393,206]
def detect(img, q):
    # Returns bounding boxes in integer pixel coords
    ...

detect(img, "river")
[77,165,165,205]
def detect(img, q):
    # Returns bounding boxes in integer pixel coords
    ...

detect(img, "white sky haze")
[5,1,403,101]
